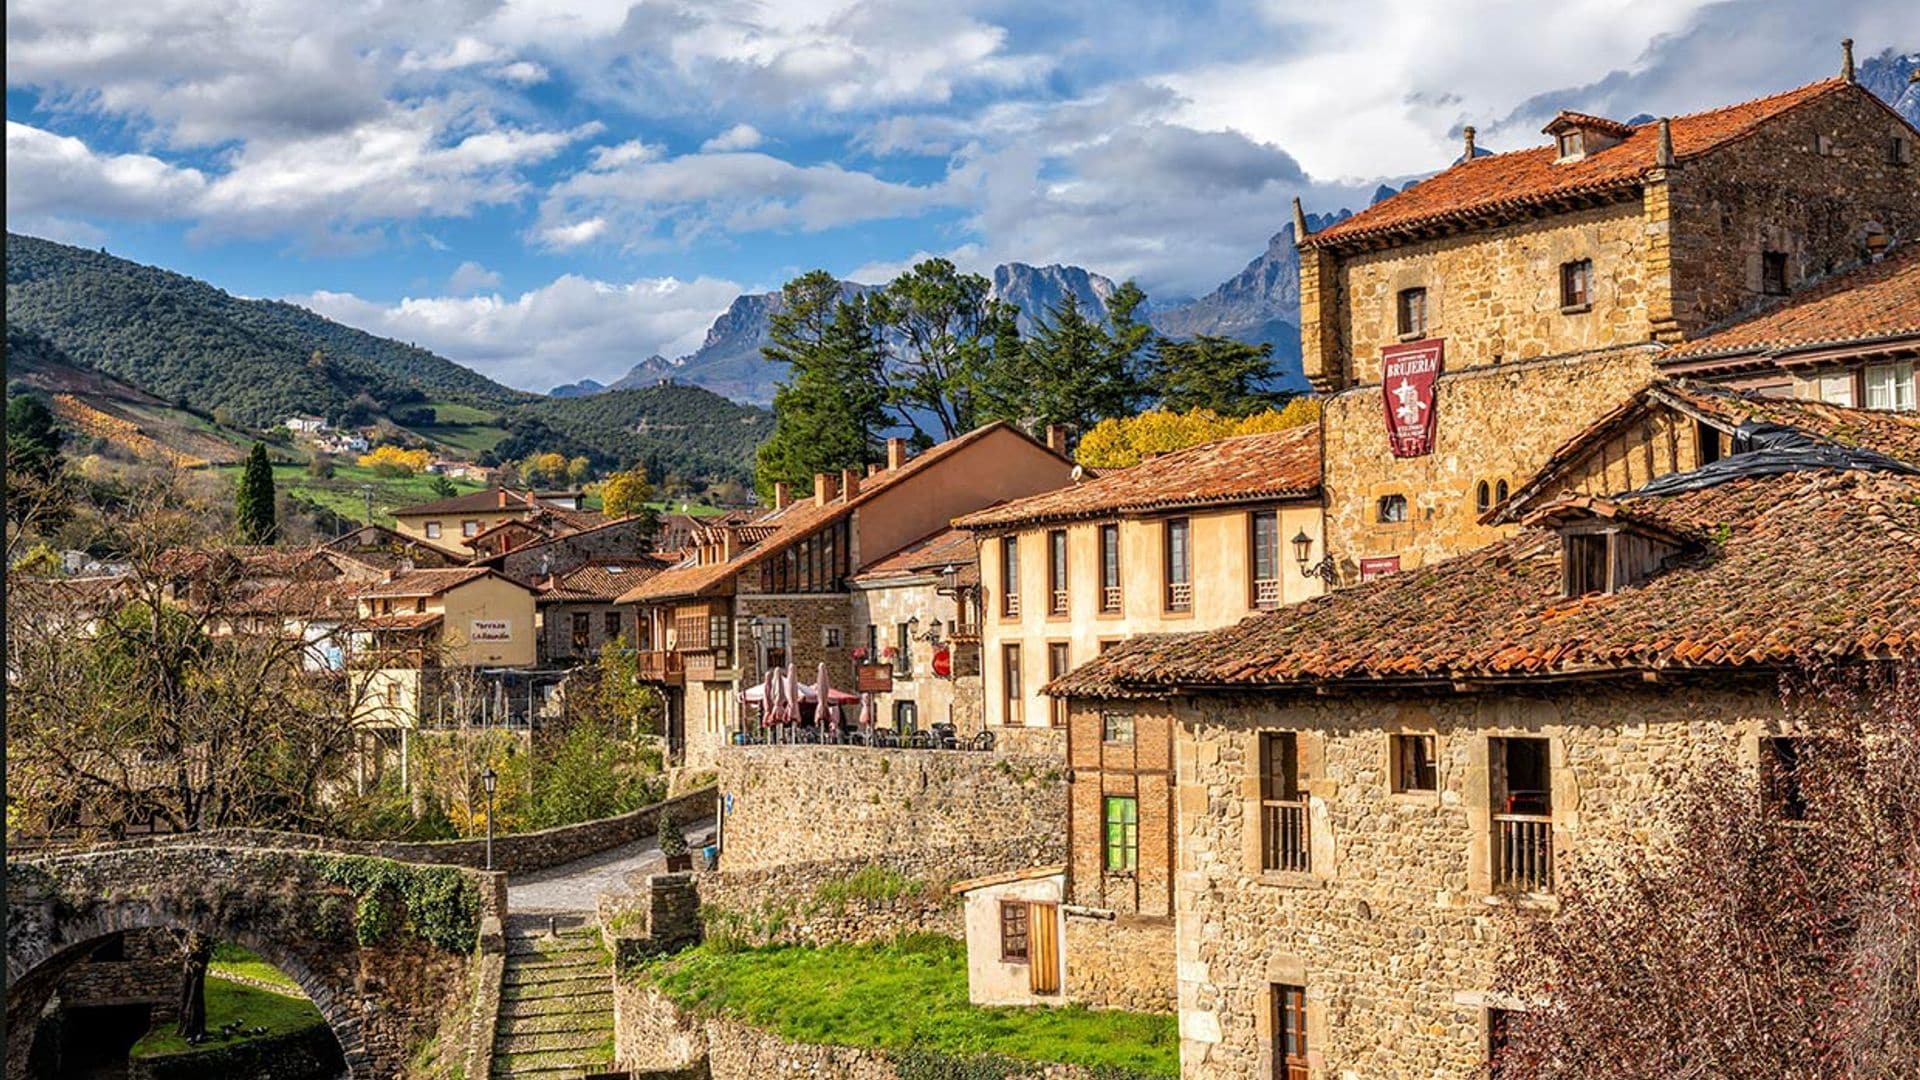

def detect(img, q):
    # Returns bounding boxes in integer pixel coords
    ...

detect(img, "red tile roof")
[1307,79,1850,250]
[353,566,502,598]
[953,425,1320,531]
[360,612,445,631]
[537,559,668,603]
[849,527,980,587]
[1052,467,1920,697]
[1660,244,1920,366]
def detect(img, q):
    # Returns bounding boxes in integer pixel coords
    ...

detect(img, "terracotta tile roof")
[216,578,360,619]
[620,421,1060,604]
[322,524,466,567]
[1543,111,1638,138]
[953,425,1320,531]
[537,559,668,603]
[1053,467,1920,698]
[353,566,499,598]
[1660,245,1920,364]
[849,527,980,586]
[1307,79,1848,250]
[360,612,444,631]
[1492,379,1920,524]
[391,487,560,517]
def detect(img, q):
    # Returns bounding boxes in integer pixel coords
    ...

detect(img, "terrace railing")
[1494,814,1554,893]
[1261,799,1310,873]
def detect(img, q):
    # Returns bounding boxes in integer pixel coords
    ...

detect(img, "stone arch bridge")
[6,842,506,1079]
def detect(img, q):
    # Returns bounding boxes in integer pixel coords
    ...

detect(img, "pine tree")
[1152,335,1285,416]
[872,258,1002,440]
[235,443,277,543]
[1008,286,1149,437]
[754,271,889,500]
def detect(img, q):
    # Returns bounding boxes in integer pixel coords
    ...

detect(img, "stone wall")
[55,787,715,877]
[1063,912,1176,1014]
[848,576,982,734]
[540,599,634,664]
[716,744,1067,872]
[1320,345,1658,571]
[127,1024,344,1080]
[689,849,983,948]
[493,516,657,586]
[1083,678,1782,1079]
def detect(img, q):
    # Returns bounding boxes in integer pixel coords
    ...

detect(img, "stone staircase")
[492,917,617,1079]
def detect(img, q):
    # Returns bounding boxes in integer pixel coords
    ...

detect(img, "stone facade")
[539,599,634,664]
[1320,345,1659,572]
[715,744,1066,873]
[848,574,983,735]
[491,517,657,586]
[1070,678,1782,1078]
[1063,913,1176,1014]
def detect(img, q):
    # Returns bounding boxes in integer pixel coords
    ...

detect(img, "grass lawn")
[208,943,300,991]
[648,500,729,517]
[640,935,1177,1077]
[213,462,484,526]
[405,400,511,454]
[129,975,326,1059]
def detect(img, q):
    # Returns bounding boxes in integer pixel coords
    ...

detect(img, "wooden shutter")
[1027,902,1060,995]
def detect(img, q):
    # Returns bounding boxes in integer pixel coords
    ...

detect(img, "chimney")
[814,471,839,507]
[886,437,907,471]
[867,463,880,477]
[1045,424,1069,456]
[1290,196,1309,242]
[841,468,861,500]
[721,526,738,562]
[1655,118,1675,168]
[497,489,509,508]
[773,481,791,510]
[1841,38,1856,84]
[1462,125,1476,160]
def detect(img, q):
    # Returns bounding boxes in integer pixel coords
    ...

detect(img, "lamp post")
[481,767,498,871]
[1293,529,1338,585]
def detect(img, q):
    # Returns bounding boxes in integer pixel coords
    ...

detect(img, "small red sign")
[1359,556,1401,581]
[931,646,952,679]
[856,663,894,694]
[1381,339,1444,457]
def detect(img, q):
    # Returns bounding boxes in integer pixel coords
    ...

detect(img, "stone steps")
[492,927,616,1078]
[496,1011,616,1038]
[498,991,615,1019]
[504,958,608,984]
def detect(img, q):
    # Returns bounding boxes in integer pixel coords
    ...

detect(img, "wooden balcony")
[636,650,685,685]
[684,648,731,683]
[1254,578,1282,610]
[1261,799,1310,873]
[1495,814,1554,893]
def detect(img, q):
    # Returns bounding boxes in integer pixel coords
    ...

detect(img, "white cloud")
[5,121,207,236]
[540,217,610,248]
[492,60,550,86]
[446,260,502,293]
[700,124,765,152]
[587,140,663,171]
[290,273,746,390]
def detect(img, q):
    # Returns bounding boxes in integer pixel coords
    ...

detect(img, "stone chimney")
[1462,125,1476,160]
[1842,38,1856,84]
[867,463,880,477]
[1290,196,1309,242]
[497,489,510,508]
[1045,424,1069,456]
[720,526,739,562]
[1656,118,1675,168]
[841,468,861,500]
[886,437,908,471]
[814,472,839,507]
[773,481,791,510]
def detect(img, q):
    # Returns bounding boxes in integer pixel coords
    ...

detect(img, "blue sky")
[7,0,1914,391]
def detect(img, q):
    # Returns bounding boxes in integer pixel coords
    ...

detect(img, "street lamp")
[1293,529,1337,585]
[481,767,498,871]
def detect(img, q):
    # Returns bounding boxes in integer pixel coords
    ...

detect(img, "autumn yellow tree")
[356,444,433,475]
[1074,400,1319,468]
[599,467,655,519]
[523,451,568,485]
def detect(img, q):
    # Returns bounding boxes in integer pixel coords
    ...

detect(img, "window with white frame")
[1866,362,1916,412]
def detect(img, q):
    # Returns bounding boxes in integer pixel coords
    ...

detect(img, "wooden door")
[1027,902,1060,995]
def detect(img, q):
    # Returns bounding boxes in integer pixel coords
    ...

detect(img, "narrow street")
[505,817,717,914]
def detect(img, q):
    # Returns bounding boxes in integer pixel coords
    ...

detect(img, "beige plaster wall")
[961,873,1066,1007]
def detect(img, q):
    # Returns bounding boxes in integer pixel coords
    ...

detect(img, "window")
[425,521,442,539]
[1564,532,1609,595]
[1048,642,1071,727]
[571,612,592,651]
[1393,734,1438,792]
[462,519,480,538]
[1764,737,1807,820]
[1494,479,1509,503]
[822,625,843,648]
[1047,529,1069,614]
[1895,135,1914,166]
[1396,286,1428,337]
[893,700,919,734]
[1273,984,1309,1080]
[999,900,1030,961]
[1001,536,1021,616]
[90,935,128,962]
[1475,481,1492,514]
[707,613,731,652]
[1866,361,1916,412]
[864,623,880,659]
[1260,732,1308,873]
[1813,132,1834,156]
[1098,638,1121,654]
[757,519,851,594]
[1102,711,1135,744]
[1761,251,1789,296]
[1103,796,1138,871]
[1377,494,1408,524]
[1559,259,1592,309]
[605,611,623,643]
[1099,524,1121,612]
[1001,644,1023,725]
[1250,510,1281,609]
[1817,370,1857,407]
[1164,518,1192,611]
[1492,737,1553,892]
[893,622,913,677]
[1556,130,1584,159]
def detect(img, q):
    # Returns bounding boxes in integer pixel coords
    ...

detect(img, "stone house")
[845,526,986,735]
[473,513,658,588]
[1300,64,1919,576]
[536,559,664,665]
[1656,241,1919,407]
[349,566,538,731]
[324,523,466,570]
[388,488,586,554]
[1049,439,1920,1078]
[954,424,1324,734]
[620,423,1076,769]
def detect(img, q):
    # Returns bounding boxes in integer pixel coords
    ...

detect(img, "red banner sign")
[1381,339,1444,457]
[931,646,952,679]
[856,663,894,694]
[1359,556,1401,581]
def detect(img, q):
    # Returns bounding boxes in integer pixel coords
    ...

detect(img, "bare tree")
[1491,663,1920,1079]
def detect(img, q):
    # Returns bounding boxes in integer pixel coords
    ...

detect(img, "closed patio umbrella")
[814,662,836,738]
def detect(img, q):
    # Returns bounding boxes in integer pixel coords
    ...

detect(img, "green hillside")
[497,384,774,483]
[5,232,529,429]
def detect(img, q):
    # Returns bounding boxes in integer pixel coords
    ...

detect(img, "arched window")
[1495,479,1510,503]
[1475,481,1492,514]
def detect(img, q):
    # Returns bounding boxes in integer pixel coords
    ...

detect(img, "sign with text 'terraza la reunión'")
[1381,339,1444,457]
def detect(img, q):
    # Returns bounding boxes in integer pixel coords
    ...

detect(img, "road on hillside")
[505,816,717,914]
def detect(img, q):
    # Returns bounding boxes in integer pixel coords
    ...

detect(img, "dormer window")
[1543,111,1633,164]
[1556,131,1584,160]
[1557,523,1683,597]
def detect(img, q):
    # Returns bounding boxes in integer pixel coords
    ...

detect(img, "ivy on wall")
[307,855,481,954]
